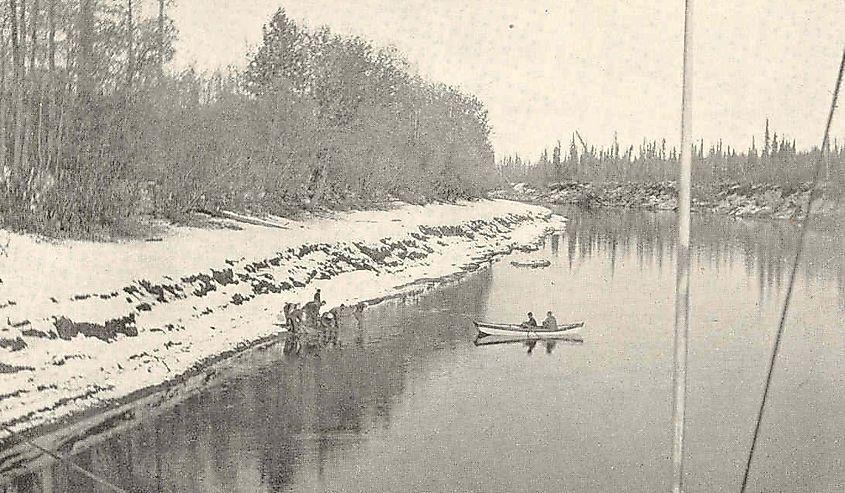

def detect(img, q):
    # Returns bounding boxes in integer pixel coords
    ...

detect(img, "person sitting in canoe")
[521,312,537,328]
[542,311,558,331]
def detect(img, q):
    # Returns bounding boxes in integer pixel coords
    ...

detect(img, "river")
[2,207,843,492]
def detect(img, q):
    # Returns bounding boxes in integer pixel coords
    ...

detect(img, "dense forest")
[0,2,496,238]
[498,121,845,188]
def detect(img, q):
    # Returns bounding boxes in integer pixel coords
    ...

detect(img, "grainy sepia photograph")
[0,1,843,492]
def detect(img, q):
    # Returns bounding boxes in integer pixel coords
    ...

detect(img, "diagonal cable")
[739,46,845,493]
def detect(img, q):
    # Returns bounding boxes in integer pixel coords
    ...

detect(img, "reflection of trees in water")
[9,271,493,493]
[550,207,844,306]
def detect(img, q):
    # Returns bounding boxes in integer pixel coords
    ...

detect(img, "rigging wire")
[739,46,845,493]
[1,425,130,493]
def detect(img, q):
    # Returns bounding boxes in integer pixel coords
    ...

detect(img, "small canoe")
[510,259,551,268]
[474,321,584,338]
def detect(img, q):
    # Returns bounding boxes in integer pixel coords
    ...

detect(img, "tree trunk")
[22,0,39,176]
[55,79,66,171]
[78,0,94,99]
[47,0,54,71]
[126,0,134,88]
[1,14,8,185]
[46,0,55,171]
[158,0,164,79]
[27,0,36,70]
[11,0,25,179]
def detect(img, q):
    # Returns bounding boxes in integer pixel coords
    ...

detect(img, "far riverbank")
[491,181,843,220]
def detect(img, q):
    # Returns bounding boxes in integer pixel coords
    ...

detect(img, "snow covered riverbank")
[0,200,563,436]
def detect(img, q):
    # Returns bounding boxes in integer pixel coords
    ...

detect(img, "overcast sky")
[172,0,845,159]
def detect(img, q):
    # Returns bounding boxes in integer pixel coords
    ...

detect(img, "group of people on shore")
[283,289,336,334]
[283,289,367,354]
[521,311,558,330]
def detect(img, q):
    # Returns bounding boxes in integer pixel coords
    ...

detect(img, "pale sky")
[171,0,845,159]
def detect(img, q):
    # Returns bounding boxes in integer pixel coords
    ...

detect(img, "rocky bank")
[492,181,843,220]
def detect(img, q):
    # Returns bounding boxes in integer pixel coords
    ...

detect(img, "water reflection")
[473,335,584,351]
[551,206,844,307]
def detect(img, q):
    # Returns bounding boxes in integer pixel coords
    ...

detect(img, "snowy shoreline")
[0,200,564,437]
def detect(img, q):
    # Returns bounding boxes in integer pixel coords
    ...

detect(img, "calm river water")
[3,208,843,492]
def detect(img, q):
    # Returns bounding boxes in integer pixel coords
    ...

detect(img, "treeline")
[241,10,494,206]
[499,121,845,187]
[0,3,495,238]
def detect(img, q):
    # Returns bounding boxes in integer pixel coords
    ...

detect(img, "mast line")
[671,0,694,491]
[739,46,845,493]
